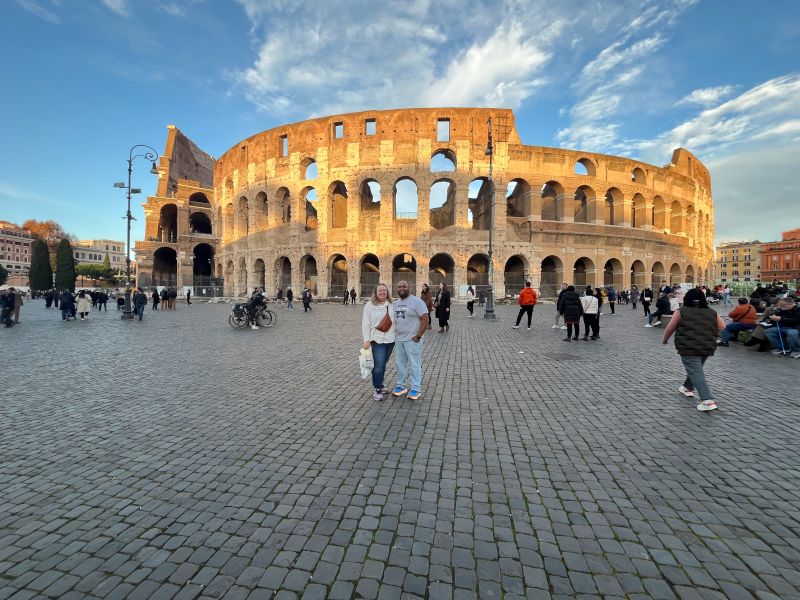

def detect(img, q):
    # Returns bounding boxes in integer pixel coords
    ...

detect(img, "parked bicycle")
[228,303,277,329]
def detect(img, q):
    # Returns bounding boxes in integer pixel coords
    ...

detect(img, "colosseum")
[134,108,714,300]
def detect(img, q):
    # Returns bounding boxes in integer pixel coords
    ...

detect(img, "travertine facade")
[135,108,714,298]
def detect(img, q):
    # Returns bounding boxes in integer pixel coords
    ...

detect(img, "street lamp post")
[484,117,496,319]
[114,144,159,320]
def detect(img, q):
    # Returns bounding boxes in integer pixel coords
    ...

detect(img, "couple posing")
[361,281,429,402]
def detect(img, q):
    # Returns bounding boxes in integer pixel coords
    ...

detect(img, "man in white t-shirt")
[390,280,430,400]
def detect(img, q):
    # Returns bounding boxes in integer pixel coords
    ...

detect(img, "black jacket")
[775,306,800,329]
[654,296,671,315]
[557,290,583,321]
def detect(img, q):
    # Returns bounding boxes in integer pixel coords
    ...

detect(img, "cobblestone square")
[1,299,799,599]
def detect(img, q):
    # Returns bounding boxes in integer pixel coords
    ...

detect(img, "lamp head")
[113,182,126,188]
[150,162,159,175]
[131,188,142,194]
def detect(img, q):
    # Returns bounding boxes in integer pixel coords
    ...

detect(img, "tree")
[29,239,53,290]
[0,265,8,286]
[22,219,76,244]
[55,239,76,292]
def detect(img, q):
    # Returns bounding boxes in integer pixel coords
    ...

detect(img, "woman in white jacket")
[580,286,600,340]
[362,283,395,401]
[76,290,92,320]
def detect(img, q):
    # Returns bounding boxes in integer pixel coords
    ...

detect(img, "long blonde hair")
[371,283,393,304]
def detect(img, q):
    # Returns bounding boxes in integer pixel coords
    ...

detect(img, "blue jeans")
[287,298,293,309]
[135,304,145,320]
[395,339,423,391]
[720,322,755,342]
[765,326,800,352]
[370,342,394,390]
[680,355,712,401]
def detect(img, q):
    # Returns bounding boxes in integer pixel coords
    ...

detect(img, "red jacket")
[518,287,537,306]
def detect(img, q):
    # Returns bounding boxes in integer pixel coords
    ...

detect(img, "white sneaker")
[652,322,662,327]
[679,386,697,398]
[791,351,800,359]
[527,327,531,330]
[512,325,519,329]
[560,325,567,330]
[771,349,787,355]
[551,324,559,329]
[251,325,259,330]
[645,323,653,328]
[697,400,717,412]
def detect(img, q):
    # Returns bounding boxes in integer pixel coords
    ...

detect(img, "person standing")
[419,283,434,329]
[1,289,15,327]
[478,289,485,306]
[44,288,53,309]
[512,282,537,329]
[342,289,349,305]
[722,285,732,307]
[362,283,395,401]
[641,287,653,318]
[133,287,147,320]
[557,285,583,341]
[152,289,160,310]
[465,285,475,318]
[580,286,600,340]
[606,286,617,315]
[13,288,23,323]
[662,288,725,411]
[286,288,293,310]
[350,287,357,305]
[391,280,429,401]
[186,289,192,305]
[434,282,451,332]
[76,290,91,320]
[552,283,568,329]
[60,290,75,320]
[630,285,639,310]
[302,288,312,312]
[98,291,108,311]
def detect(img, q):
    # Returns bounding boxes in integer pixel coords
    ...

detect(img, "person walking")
[98,291,108,311]
[76,290,91,320]
[1,289,15,327]
[362,283,395,401]
[391,280,429,401]
[133,287,147,320]
[302,288,312,312]
[434,282,451,332]
[580,286,600,340]
[552,283,568,329]
[152,289,160,310]
[286,288,294,310]
[13,288,23,323]
[350,287,357,305]
[722,285,732,307]
[419,283,434,329]
[512,282,537,329]
[60,290,75,321]
[557,285,583,341]
[662,288,725,411]
[186,289,192,305]
[630,285,639,310]
[641,287,653,318]
[465,285,475,318]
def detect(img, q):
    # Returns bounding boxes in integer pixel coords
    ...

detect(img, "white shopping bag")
[359,347,374,379]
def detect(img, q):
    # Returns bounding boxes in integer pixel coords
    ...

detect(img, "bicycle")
[228,303,278,329]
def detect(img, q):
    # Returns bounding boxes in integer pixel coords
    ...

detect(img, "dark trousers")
[467,301,474,316]
[515,305,533,327]
[582,314,599,337]
[566,322,579,338]
[642,301,651,316]
[609,301,615,314]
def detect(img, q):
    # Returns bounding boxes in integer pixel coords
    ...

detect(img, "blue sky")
[1,0,799,246]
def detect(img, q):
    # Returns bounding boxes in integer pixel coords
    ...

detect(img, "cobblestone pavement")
[1,298,799,600]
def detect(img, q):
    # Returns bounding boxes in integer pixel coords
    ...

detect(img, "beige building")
[716,240,761,284]
[135,108,714,298]
[74,239,127,274]
[0,221,34,284]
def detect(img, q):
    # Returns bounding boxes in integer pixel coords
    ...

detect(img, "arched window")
[302,158,317,180]
[604,188,621,225]
[430,180,456,229]
[302,187,318,230]
[541,181,562,221]
[631,167,646,184]
[394,178,418,219]
[506,179,530,218]
[468,178,491,230]
[575,158,596,176]
[430,149,456,172]
[329,181,348,229]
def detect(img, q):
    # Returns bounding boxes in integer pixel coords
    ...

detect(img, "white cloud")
[101,0,129,17]
[159,2,185,17]
[13,0,61,23]
[675,85,736,107]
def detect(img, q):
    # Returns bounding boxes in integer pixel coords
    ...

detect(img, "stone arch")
[631,193,645,229]
[254,191,268,231]
[189,192,211,206]
[225,260,234,295]
[360,179,381,213]
[506,178,530,218]
[631,167,646,185]
[604,188,622,225]
[651,261,665,289]
[236,256,247,295]
[540,255,563,298]
[192,243,214,278]
[300,254,318,294]
[670,200,684,235]
[158,204,177,243]
[670,262,682,285]
[573,185,594,223]
[686,204,697,240]
[328,181,348,229]
[224,178,234,203]
[652,196,665,230]
[329,253,348,297]
[301,157,317,180]
[235,196,249,239]
[430,148,456,172]
[575,157,596,176]
[216,261,223,282]
[428,253,454,290]
[468,177,491,230]
[393,177,418,219]
[153,247,177,286]
[430,179,456,229]
[573,257,596,289]
[467,253,489,294]
[276,187,291,224]
[302,186,318,231]
[253,258,266,288]
[275,256,292,292]
[224,203,234,241]
[541,181,563,221]
[604,258,623,287]
[504,255,528,296]
[685,264,695,284]
[392,253,417,295]
[189,212,212,234]
[360,253,380,298]
[630,260,646,288]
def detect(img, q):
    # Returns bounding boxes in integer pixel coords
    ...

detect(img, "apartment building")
[716,240,761,284]
[0,221,34,282]
[760,229,800,286]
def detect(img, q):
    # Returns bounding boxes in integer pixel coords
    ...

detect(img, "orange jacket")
[728,303,757,325]
[518,287,537,306]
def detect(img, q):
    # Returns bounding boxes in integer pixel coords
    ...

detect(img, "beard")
[398,290,409,298]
